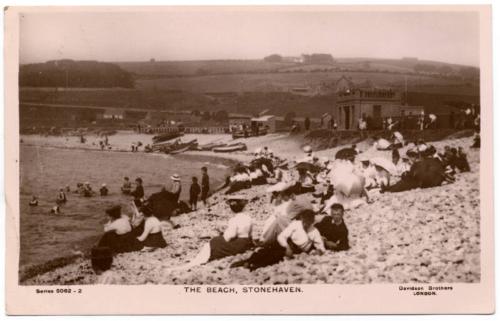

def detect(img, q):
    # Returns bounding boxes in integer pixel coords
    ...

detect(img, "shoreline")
[21,135,481,285]
[19,138,242,278]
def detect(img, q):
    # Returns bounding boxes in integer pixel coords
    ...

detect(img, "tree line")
[19,60,135,88]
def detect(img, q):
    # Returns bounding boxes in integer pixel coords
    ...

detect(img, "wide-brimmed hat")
[303,145,312,153]
[266,182,292,193]
[171,174,180,181]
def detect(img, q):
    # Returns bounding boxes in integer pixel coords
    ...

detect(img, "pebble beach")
[22,133,480,285]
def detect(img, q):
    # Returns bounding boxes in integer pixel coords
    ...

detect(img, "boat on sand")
[213,143,247,153]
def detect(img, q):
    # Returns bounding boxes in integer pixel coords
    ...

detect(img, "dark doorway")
[343,106,350,129]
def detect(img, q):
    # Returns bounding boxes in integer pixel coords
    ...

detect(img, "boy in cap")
[189,176,201,211]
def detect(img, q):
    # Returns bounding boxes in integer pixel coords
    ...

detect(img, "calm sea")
[19,145,232,272]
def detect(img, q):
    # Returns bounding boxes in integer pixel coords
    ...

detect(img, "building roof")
[229,113,252,119]
[251,115,275,122]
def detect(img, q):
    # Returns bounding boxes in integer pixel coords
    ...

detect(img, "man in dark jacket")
[315,203,349,251]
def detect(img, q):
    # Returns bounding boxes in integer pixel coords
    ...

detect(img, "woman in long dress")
[97,205,140,253]
[168,195,254,270]
[136,205,167,249]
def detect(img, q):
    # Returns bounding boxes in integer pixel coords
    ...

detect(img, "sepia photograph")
[4,4,494,315]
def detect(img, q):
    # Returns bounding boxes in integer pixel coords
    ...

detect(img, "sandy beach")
[21,131,480,285]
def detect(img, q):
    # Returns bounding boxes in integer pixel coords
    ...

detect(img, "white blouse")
[277,220,325,253]
[104,215,132,235]
[223,213,253,241]
[137,216,162,242]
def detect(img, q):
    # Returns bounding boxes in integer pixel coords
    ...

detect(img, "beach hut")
[251,115,276,133]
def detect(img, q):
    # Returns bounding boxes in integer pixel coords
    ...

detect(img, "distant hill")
[19,57,479,119]
[20,60,135,88]
[115,57,478,79]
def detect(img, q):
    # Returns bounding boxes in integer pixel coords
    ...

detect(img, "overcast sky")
[19,9,479,66]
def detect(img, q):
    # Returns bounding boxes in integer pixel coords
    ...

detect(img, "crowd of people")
[91,128,477,282]
[29,126,476,283]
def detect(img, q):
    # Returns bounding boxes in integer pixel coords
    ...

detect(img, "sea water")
[19,145,232,272]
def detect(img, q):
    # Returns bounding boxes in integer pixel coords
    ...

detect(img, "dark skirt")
[209,236,253,261]
[98,231,143,254]
[225,181,251,195]
[130,220,145,238]
[251,176,267,185]
[245,242,286,271]
[142,231,167,248]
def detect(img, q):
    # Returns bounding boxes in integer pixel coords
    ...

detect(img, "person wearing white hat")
[167,194,253,271]
[169,174,182,203]
[426,113,437,129]
[99,183,109,196]
[300,145,314,163]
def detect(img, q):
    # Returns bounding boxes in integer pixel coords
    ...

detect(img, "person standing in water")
[56,188,67,205]
[131,177,144,202]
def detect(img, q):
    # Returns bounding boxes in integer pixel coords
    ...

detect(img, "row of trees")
[20,60,135,88]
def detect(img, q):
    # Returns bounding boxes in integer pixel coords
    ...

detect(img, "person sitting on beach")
[315,203,349,252]
[100,184,109,196]
[392,131,405,148]
[471,132,480,148]
[359,159,378,189]
[456,147,471,172]
[268,160,291,185]
[29,195,38,207]
[91,246,117,284]
[231,209,324,271]
[56,188,67,205]
[392,149,410,177]
[98,205,142,254]
[129,199,145,236]
[249,164,266,185]
[136,205,167,250]
[373,137,392,151]
[189,177,201,211]
[83,182,94,198]
[121,177,132,195]
[225,167,251,195]
[131,177,144,201]
[169,195,254,270]
[293,167,315,194]
[381,153,447,193]
[300,145,314,163]
[260,189,307,246]
[416,139,429,153]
